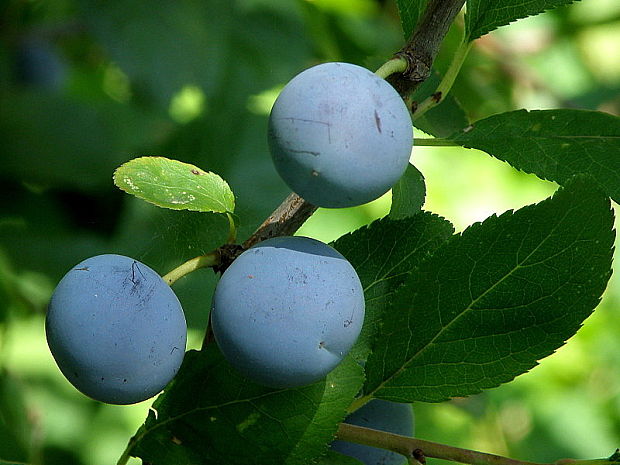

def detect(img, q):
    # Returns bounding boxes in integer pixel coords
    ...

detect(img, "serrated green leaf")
[332,213,454,361]
[449,109,620,204]
[396,0,429,38]
[114,157,235,213]
[126,347,364,465]
[465,0,578,41]
[390,164,426,219]
[364,176,615,402]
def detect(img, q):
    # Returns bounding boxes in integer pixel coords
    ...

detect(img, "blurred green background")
[0,0,618,464]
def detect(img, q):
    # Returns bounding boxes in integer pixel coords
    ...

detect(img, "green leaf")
[389,164,426,219]
[449,109,620,204]
[465,0,578,41]
[317,450,364,465]
[0,372,34,463]
[126,347,364,465]
[78,0,309,107]
[364,176,615,402]
[0,92,161,191]
[332,213,454,361]
[396,0,429,38]
[114,157,235,214]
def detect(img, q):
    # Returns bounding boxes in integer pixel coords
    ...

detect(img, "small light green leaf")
[396,0,430,38]
[449,109,620,204]
[465,0,578,41]
[114,157,235,213]
[126,346,364,465]
[364,176,615,402]
[390,164,426,219]
[333,213,454,362]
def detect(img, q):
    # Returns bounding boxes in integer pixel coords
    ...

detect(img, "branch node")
[242,193,317,249]
[212,244,244,274]
[414,448,428,464]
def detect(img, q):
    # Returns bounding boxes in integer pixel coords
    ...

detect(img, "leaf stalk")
[226,212,237,244]
[162,252,221,285]
[413,37,472,119]
[414,138,460,146]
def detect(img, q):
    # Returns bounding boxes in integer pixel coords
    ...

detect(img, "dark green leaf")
[78,0,229,106]
[127,347,364,465]
[78,0,309,106]
[449,109,620,204]
[412,70,470,138]
[364,176,615,402]
[396,0,429,38]
[333,213,454,361]
[390,164,426,219]
[0,373,32,463]
[466,0,578,41]
[114,157,235,213]
[0,92,160,191]
[317,450,364,465]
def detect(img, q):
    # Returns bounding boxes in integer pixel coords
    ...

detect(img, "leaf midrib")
[128,385,294,456]
[367,200,581,397]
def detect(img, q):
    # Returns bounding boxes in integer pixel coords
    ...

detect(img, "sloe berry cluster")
[46,61,415,462]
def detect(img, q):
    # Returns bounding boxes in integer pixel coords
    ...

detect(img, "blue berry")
[46,254,186,404]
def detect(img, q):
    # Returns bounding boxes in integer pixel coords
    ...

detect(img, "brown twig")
[337,424,619,465]
[242,193,317,249]
[388,0,466,98]
[337,423,543,465]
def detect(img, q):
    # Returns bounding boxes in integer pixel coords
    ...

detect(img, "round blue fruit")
[46,254,186,404]
[268,62,413,208]
[331,399,415,465]
[211,236,365,388]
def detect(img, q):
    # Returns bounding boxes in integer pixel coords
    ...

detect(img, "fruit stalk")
[375,57,408,79]
[162,251,221,285]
